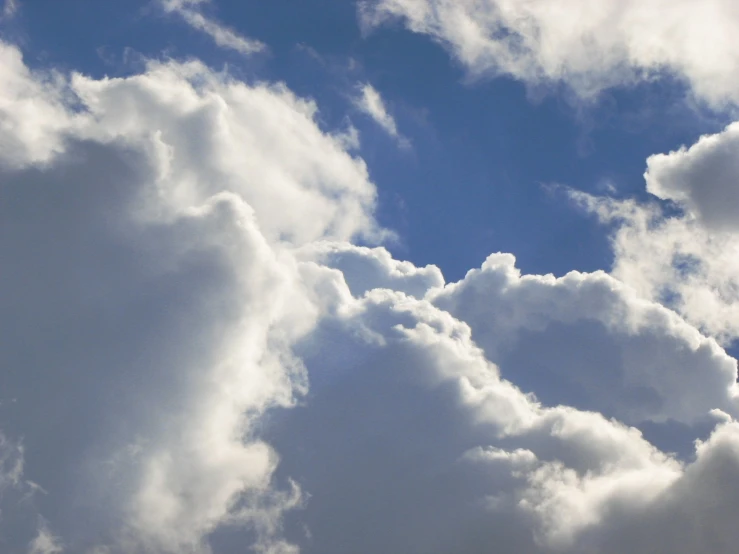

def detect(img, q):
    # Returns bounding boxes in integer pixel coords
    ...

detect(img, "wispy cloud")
[27,520,63,554]
[2,0,18,20]
[354,83,410,149]
[161,0,264,56]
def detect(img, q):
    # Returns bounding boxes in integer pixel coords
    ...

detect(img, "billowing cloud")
[160,0,265,56]
[646,123,739,232]
[359,0,739,107]
[432,253,739,424]
[570,145,739,346]
[353,83,410,148]
[267,258,739,554]
[306,242,739,424]
[2,19,739,554]
[0,39,374,553]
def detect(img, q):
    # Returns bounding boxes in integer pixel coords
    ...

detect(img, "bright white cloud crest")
[2,3,739,552]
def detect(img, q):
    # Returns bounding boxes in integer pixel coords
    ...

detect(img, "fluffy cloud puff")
[2,36,739,554]
[268,260,739,554]
[432,253,739,425]
[0,40,372,553]
[571,162,739,346]
[646,122,739,232]
[359,0,739,107]
[308,242,739,425]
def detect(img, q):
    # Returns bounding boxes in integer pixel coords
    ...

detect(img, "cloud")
[0,43,78,168]
[0,40,377,553]
[27,521,63,554]
[600,122,739,348]
[160,0,265,56]
[356,0,739,356]
[2,0,17,19]
[266,264,739,553]
[432,253,739,425]
[306,241,739,425]
[646,122,739,232]
[353,83,411,148]
[2,28,739,554]
[0,431,24,492]
[296,241,443,299]
[359,0,739,107]
[569,151,739,346]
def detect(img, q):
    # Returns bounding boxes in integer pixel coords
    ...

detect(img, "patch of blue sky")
[10,0,731,283]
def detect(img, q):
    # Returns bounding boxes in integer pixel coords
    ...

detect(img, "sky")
[2,1,739,553]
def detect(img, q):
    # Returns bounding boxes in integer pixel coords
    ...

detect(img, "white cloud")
[2,25,739,554]
[0,43,79,168]
[353,83,410,148]
[296,241,443,299]
[359,0,739,107]
[432,253,739,425]
[570,175,739,346]
[268,267,739,553]
[160,0,265,56]
[0,431,24,492]
[27,521,63,554]
[356,0,739,355]
[307,241,739,424]
[70,59,380,245]
[646,122,739,232]
[0,40,377,553]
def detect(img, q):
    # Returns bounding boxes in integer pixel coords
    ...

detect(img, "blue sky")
[3,1,739,553]
[11,0,727,280]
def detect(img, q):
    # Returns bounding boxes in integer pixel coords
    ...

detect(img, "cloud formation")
[0,39,374,553]
[160,0,265,55]
[569,123,739,345]
[353,83,410,148]
[359,0,739,106]
[2,0,17,19]
[2,6,739,552]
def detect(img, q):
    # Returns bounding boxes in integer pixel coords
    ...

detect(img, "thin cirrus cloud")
[1,1,739,553]
[160,0,265,55]
[353,83,411,148]
[2,0,17,19]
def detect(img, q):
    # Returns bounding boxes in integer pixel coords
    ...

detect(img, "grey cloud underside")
[1,33,739,554]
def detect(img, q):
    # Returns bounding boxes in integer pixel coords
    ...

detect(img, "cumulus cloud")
[359,0,739,107]
[307,242,739,424]
[646,122,739,232]
[357,0,739,355]
[2,21,739,554]
[0,43,78,168]
[160,0,265,55]
[570,144,739,346]
[353,83,410,148]
[432,253,739,425]
[268,263,739,553]
[0,39,375,553]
